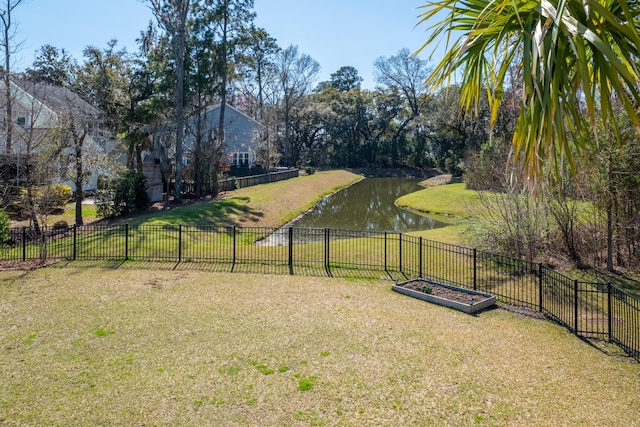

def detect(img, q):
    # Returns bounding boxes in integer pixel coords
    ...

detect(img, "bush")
[305,166,316,175]
[116,172,150,215]
[95,189,116,218]
[0,208,8,244]
[5,184,72,219]
[42,184,72,212]
[53,220,69,229]
[96,172,150,218]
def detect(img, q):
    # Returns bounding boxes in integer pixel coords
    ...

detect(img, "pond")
[258,178,450,246]
[290,177,448,232]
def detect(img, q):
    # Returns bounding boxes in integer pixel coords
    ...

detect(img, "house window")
[232,152,250,167]
[16,117,26,127]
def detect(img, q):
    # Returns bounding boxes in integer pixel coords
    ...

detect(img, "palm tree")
[417,0,640,187]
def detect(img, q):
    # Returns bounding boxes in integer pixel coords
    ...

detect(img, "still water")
[290,177,448,232]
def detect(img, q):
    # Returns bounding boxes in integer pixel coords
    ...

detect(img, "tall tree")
[184,4,220,198]
[75,40,129,130]
[329,66,363,92]
[275,45,319,166]
[374,48,431,166]
[374,49,429,117]
[236,26,280,119]
[418,0,640,187]
[148,0,192,203]
[26,45,76,86]
[203,0,255,153]
[0,0,24,155]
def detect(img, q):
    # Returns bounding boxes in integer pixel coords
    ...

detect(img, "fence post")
[538,263,543,313]
[73,224,77,261]
[232,226,237,270]
[419,237,423,278]
[574,279,579,335]
[399,233,403,274]
[125,224,129,260]
[288,227,293,275]
[324,228,330,275]
[473,248,477,291]
[22,227,26,261]
[178,225,182,263]
[384,232,388,272]
[607,282,612,341]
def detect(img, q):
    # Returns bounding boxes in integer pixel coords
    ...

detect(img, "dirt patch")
[398,280,487,304]
[0,259,60,271]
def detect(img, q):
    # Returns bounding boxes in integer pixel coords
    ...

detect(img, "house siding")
[184,103,266,168]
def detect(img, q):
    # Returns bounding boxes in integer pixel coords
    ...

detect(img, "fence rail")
[178,169,300,194]
[4,224,639,363]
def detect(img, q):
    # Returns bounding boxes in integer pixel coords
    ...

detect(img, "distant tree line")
[2,0,640,274]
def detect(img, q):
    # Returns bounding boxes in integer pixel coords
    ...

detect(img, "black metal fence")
[179,169,300,194]
[4,224,640,362]
[220,168,299,191]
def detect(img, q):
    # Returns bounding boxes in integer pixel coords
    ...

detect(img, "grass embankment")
[1,268,638,426]
[122,170,362,228]
[396,182,481,245]
[9,170,362,229]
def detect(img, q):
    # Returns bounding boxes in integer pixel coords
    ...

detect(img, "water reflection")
[292,178,448,232]
[259,178,449,246]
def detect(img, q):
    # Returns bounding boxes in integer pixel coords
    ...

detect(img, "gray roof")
[13,80,101,119]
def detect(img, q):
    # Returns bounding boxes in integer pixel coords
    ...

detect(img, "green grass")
[396,183,482,218]
[396,183,482,246]
[122,170,362,228]
[11,202,99,228]
[122,198,256,227]
[0,268,638,426]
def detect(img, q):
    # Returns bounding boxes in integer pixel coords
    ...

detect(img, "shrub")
[6,184,72,219]
[95,188,116,218]
[95,172,150,218]
[305,166,316,175]
[42,184,72,212]
[0,208,8,244]
[53,220,69,230]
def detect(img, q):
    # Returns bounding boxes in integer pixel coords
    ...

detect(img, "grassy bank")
[1,268,638,426]
[9,170,362,229]
[122,170,362,227]
[396,182,481,245]
[396,182,481,218]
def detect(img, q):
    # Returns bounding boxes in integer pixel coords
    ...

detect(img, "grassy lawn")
[10,202,99,228]
[121,170,362,228]
[0,268,638,426]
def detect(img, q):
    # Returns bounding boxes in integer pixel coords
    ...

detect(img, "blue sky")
[13,0,435,89]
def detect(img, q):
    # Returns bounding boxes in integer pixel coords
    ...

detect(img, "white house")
[0,79,120,192]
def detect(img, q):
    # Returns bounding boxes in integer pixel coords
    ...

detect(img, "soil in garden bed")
[399,281,487,304]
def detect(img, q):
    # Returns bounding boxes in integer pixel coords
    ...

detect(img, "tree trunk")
[217,0,229,166]
[607,149,614,272]
[3,10,11,155]
[174,36,185,203]
[75,136,84,226]
[26,185,40,236]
